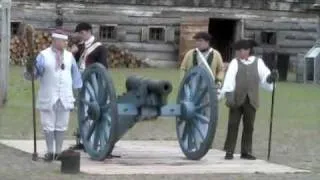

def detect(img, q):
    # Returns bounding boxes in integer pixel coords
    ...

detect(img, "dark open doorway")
[262,52,290,81]
[208,18,238,62]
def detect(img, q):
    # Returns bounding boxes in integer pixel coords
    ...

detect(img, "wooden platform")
[0,140,310,175]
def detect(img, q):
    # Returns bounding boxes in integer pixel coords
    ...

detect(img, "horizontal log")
[245,20,317,31]
[124,33,141,42]
[255,47,310,55]
[121,25,144,34]
[278,39,316,48]
[104,42,178,53]
[63,13,181,25]
[279,31,318,41]
[129,50,178,62]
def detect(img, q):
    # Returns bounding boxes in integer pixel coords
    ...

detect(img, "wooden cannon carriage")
[77,63,218,161]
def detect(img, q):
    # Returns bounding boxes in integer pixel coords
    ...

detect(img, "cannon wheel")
[176,66,218,160]
[78,63,118,161]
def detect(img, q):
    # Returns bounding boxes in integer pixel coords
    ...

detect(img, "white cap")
[51,29,68,40]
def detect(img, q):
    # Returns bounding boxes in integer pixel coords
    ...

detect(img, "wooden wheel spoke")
[190,74,199,96]
[190,124,200,150]
[90,73,99,97]
[93,122,100,150]
[190,120,205,142]
[181,121,189,141]
[101,103,110,112]
[195,102,210,111]
[187,127,195,151]
[86,120,96,141]
[183,84,191,100]
[104,113,112,126]
[85,82,96,100]
[195,113,210,124]
[99,121,107,147]
[193,86,208,105]
[80,98,95,107]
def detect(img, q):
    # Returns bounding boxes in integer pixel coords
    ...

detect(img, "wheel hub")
[180,101,196,121]
[87,101,101,121]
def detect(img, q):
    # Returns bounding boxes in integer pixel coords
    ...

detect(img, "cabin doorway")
[208,18,239,62]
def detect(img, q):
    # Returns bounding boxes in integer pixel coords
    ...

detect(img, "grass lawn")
[0,65,320,173]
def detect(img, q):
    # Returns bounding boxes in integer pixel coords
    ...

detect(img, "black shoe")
[224,152,234,160]
[69,143,84,151]
[43,153,54,162]
[240,153,256,160]
[54,153,62,161]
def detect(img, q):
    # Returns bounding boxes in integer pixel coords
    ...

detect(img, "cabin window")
[261,31,276,45]
[149,27,165,41]
[11,22,21,35]
[99,25,117,40]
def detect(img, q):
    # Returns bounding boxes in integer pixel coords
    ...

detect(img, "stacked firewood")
[10,35,29,65]
[107,45,143,68]
[9,26,144,68]
[10,30,52,66]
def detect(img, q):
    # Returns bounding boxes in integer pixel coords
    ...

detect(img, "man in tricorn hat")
[24,29,83,162]
[72,22,108,70]
[180,31,225,89]
[218,39,278,160]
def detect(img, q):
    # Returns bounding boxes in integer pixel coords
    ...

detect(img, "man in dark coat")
[218,39,278,160]
[72,22,108,70]
[69,22,108,151]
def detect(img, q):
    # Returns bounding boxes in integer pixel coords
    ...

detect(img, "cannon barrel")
[126,75,173,95]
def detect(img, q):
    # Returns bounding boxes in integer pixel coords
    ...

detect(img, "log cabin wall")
[10,0,319,71]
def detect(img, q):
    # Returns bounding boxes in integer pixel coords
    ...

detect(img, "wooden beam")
[0,0,11,107]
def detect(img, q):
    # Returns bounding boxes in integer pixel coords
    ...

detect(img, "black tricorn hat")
[75,22,92,32]
[233,39,258,50]
[193,31,212,42]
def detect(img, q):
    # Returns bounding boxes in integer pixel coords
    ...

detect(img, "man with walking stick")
[218,39,278,160]
[24,29,83,162]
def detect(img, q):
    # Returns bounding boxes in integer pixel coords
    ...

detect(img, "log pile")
[10,30,52,66]
[107,45,143,68]
[9,29,145,68]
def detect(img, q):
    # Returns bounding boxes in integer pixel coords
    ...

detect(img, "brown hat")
[233,39,258,50]
[193,31,212,42]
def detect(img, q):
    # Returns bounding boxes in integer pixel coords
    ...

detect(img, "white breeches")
[40,100,70,132]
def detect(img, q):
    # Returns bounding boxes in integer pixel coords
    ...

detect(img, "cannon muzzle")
[126,75,173,95]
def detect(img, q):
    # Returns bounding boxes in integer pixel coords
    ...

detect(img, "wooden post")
[0,0,11,107]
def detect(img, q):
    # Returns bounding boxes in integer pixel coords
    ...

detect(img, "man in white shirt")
[24,30,83,162]
[219,39,278,160]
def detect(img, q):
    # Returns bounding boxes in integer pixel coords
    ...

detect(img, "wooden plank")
[278,39,316,48]
[279,31,318,40]
[122,33,141,42]
[62,13,181,25]
[121,25,144,34]
[255,47,309,55]
[179,18,209,62]
[245,20,317,31]
[104,42,178,53]
[129,50,178,62]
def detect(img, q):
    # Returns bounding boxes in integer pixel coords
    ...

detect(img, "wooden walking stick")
[267,42,278,161]
[25,24,38,161]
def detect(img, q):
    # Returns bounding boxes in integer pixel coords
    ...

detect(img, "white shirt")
[219,56,274,99]
[85,36,95,48]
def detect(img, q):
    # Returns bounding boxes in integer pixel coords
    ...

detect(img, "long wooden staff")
[267,42,278,161]
[25,24,38,161]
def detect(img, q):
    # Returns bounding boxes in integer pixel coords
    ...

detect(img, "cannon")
[77,63,218,161]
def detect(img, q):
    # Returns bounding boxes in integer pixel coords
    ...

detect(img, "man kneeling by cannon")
[73,61,220,161]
